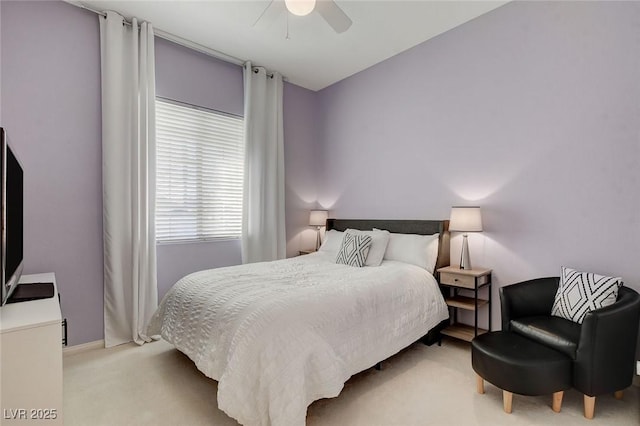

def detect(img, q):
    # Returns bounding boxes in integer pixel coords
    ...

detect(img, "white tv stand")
[0,273,62,424]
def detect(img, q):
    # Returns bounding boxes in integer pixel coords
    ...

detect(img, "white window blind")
[156,98,244,243]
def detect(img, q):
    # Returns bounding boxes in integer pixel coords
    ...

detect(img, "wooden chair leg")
[503,390,513,414]
[552,391,563,413]
[584,395,596,419]
[614,390,623,400]
[476,374,485,394]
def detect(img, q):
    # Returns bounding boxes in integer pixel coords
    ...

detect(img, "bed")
[147,219,450,426]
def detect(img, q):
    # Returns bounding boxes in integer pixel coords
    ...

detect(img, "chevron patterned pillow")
[335,232,373,267]
[551,266,623,324]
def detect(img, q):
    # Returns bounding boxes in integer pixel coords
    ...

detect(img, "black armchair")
[500,277,640,419]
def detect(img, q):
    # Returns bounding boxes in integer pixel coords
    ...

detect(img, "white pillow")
[318,229,344,254]
[375,229,439,273]
[345,229,390,267]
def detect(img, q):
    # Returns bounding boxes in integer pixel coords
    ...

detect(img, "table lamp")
[449,206,483,270]
[309,210,328,251]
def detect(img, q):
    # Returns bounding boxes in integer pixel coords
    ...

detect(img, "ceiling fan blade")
[253,0,285,30]
[316,0,352,34]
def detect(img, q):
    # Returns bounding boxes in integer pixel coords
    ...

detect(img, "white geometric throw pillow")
[335,232,372,267]
[551,266,623,324]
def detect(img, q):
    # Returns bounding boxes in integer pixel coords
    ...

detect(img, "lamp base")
[460,234,472,270]
[315,227,322,251]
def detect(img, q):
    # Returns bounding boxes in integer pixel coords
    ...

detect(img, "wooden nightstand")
[299,249,316,256]
[437,265,492,342]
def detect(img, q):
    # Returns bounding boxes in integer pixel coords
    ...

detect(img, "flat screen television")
[1,127,24,305]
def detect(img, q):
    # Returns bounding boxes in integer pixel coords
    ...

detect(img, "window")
[155,98,244,242]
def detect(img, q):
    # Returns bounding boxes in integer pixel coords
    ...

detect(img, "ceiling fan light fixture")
[285,0,316,17]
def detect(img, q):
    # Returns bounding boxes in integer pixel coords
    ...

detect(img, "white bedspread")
[147,252,448,426]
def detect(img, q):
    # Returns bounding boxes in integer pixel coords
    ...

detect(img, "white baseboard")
[63,339,104,356]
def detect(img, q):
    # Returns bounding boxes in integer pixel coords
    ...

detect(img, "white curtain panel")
[100,11,158,347]
[241,62,286,263]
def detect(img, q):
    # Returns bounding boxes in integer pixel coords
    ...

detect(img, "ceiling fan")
[254,0,353,34]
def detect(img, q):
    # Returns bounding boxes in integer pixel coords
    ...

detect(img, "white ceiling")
[75,1,508,91]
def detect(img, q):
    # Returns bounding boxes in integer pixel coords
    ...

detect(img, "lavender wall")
[155,37,243,116]
[316,1,640,330]
[1,0,103,345]
[283,82,322,257]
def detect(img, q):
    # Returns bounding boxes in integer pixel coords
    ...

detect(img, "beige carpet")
[63,338,639,425]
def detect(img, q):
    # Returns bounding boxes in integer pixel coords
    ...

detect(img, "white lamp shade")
[309,210,328,227]
[285,0,316,16]
[449,206,483,232]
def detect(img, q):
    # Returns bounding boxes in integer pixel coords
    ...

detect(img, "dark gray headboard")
[326,219,450,272]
